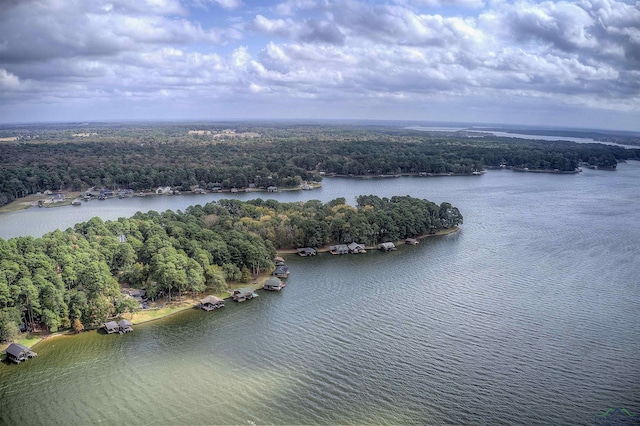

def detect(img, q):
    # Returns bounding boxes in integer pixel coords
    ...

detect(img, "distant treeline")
[0,122,638,207]
[0,195,462,340]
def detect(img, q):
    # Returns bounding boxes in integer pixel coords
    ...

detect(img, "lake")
[1,164,639,425]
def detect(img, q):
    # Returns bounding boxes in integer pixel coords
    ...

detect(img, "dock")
[5,343,37,364]
[199,295,225,311]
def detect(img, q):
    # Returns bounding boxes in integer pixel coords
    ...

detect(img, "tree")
[72,317,84,333]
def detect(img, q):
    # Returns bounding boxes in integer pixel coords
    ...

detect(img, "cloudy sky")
[1,0,639,130]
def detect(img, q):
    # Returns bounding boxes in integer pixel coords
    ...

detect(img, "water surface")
[1,164,639,425]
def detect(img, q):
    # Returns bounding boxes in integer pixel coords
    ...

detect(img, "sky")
[0,0,639,131]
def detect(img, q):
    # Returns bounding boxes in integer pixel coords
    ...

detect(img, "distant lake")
[1,164,639,425]
[407,126,638,148]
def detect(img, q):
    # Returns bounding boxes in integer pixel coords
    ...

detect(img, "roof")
[264,277,282,286]
[274,265,289,274]
[348,242,365,250]
[379,242,396,248]
[234,287,254,295]
[104,321,119,330]
[118,319,133,327]
[5,343,29,357]
[200,295,223,304]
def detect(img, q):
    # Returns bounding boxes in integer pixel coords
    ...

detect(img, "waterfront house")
[104,321,120,334]
[297,247,317,256]
[199,295,225,311]
[329,244,349,255]
[263,277,285,291]
[5,343,37,364]
[51,193,66,203]
[378,242,397,252]
[273,265,290,278]
[232,288,257,302]
[118,319,133,334]
[348,242,366,253]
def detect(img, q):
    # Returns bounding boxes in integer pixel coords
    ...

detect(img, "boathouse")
[5,343,37,364]
[405,238,419,245]
[263,277,285,291]
[273,265,290,278]
[329,244,349,255]
[199,295,225,311]
[118,319,133,334]
[104,321,120,334]
[378,242,397,251]
[297,247,317,256]
[348,242,366,253]
[232,288,257,302]
[274,256,285,266]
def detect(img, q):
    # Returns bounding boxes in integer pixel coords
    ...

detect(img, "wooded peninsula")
[1,121,638,207]
[0,195,462,343]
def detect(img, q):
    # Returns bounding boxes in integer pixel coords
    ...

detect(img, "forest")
[0,195,462,342]
[1,121,638,207]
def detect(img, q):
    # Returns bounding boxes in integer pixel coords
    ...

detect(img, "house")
[348,242,366,253]
[378,242,397,252]
[4,343,37,364]
[51,193,66,203]
[199,295,225,311]
[329,244,349,255]
[263,277,285,291]
[118,319,133,334]
[273,265,290,278]
[267,186,278,193]
[232,288,257,302]
[104,321,120,334]
[297,247,317,257]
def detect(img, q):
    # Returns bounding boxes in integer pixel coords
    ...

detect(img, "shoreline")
[2,229,457,357]
[276,226,459,255]
[0,275,271,357]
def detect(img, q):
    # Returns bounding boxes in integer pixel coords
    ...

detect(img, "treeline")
[1,122,637,207]
[0,195,462,341]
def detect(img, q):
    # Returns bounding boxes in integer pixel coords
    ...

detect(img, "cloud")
[0,0,638,130]
[253,15,345,45]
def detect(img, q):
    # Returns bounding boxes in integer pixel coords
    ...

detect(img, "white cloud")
[0,0,638,130]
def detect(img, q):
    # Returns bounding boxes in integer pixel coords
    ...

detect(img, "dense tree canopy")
[0,195,461,340]
[1,122,637,207]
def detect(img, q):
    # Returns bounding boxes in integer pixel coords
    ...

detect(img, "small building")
[405,238,419,245]
[378,242,397,252]
[51,193,66,203]
[273,265,290,278]
[199,295,225,311]
[118,319,133,334]
[4,343,37,364]
[104,321,120,334]
[297,247,317,257]
[274,256,285,266]
[267,186,278,193]
[330,244,349,255]
[348,242,366,254]
[232,288,257,302]
[263,277,285,291]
